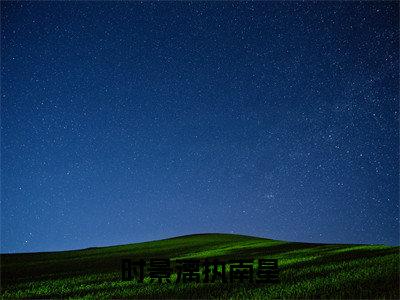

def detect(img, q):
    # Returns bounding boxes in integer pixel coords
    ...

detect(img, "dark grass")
[1,233,399,299]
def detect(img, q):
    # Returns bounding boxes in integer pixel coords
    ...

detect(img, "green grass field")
[1,233,399,299]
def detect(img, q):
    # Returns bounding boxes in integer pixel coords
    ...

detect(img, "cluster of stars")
[1,1,398,253]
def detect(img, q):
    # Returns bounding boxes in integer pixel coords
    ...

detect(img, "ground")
[1,233,399,299]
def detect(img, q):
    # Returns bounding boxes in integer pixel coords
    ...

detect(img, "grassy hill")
[1,233,399,299]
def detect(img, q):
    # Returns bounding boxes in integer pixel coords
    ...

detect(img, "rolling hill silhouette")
[1,233,399,299]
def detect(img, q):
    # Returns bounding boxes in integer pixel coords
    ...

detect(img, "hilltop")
[1,233,399,299]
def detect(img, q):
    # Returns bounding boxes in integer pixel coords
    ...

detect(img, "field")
[1,233,399,299]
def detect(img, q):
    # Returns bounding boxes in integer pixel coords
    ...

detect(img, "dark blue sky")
[1,1,398,253]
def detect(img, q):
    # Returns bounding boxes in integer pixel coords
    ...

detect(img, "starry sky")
[1,1,399,253]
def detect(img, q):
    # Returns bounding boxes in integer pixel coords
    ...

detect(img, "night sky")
[1,1,399,253]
